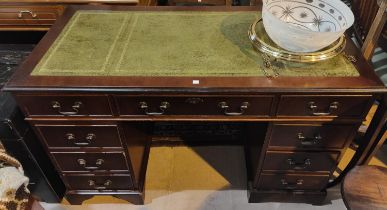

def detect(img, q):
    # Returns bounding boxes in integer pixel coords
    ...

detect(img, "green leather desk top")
[31,10,359,77]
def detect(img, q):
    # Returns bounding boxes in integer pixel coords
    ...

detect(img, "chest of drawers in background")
[0,0,139,31]
[0,5,64,30]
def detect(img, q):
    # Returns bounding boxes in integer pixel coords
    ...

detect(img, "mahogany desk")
[3,5,386,205]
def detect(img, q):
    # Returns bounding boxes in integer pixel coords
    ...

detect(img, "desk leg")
[65,194,93,205]
[113,194,145,205]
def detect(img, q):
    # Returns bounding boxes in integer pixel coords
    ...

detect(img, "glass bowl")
[262,0,354,52]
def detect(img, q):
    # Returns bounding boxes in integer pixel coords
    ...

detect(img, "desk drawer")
[277,95,371,118]
[258,173,329,190]
[170,0,226,5]
[115,95,273,116]
[269,124,356,149]
[0,6,63,26]
[36,125,122,148]
[64,174,133,190]
[15,95,113,116]
[262,151,339,172]
[52,152,128,173]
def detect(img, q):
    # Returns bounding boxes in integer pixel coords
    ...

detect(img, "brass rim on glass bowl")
[248,18,347,63]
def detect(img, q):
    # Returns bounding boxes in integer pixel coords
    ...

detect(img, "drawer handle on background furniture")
[218,102,250,116]
[139,101,170,115]
[287,158,311,170]
[88,180,112,190]
[297,133,322,145]
[51,101,82,115]
[281,179,303,189]
[17,10,37,18]
[66,133,95,146]
[77,158,104,170]
[308,101,339,116]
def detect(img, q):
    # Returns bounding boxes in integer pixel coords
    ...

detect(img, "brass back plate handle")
[18,10,37,18]
[66,133,95,146]
[139,101,170,115]
[297,133,322,146]
[88,179,112,190]
[218,102,250,116]
[51,101,83,115]
[281,179,304,189]
[287,158,311,170]
[77,158,104,170]
[308,101,339,116]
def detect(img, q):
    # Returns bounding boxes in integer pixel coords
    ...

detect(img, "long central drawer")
[114,95,274,116]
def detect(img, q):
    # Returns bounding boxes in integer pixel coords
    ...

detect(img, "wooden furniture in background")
[360,0,387,61]
[352,0,387,59]
[3,5,386,205]
[357,94,386,165]
[157,0,233,6]
[342,165,387,210]
[0,0,139,31]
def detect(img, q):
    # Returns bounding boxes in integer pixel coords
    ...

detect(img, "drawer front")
[52,152,128,173]
[277,95,371,117]
[36,125,122,148]
[269,124,356,149]
[262,151,340,172]
[170,0,226,5]
[0,6,63,26]
[64,174,133,190]
[258,173,329,190]
[16,95,113,116]
[115,95,273,116]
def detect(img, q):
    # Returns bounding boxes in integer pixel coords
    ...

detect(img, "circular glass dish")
[248,18,346,63]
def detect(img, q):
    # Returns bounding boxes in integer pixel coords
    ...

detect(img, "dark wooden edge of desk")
[3,5,386,92]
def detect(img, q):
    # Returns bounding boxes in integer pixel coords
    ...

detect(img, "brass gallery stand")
[248,19,356,78]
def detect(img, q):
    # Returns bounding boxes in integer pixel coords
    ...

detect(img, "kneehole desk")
[4,5,386,205]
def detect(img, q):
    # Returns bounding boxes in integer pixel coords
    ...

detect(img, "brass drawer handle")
[308,101,339,116]
[297,133,322,146]
[51,101,83,115]
[88,179,112,190]
[17,10,37,18]
[66,133,96,146]
[287,158,311,170]
[281,179,303,190]
[77,158,104,170]
[218,102,250,116]
[139,101,170,115]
